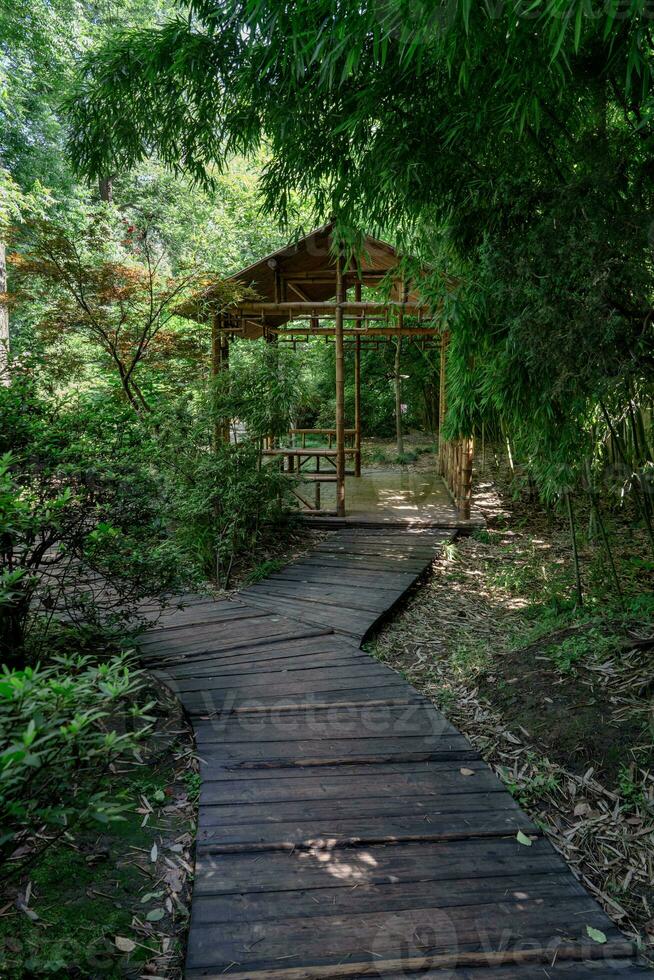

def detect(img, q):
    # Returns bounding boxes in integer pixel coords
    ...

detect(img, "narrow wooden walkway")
[138,529,645,979]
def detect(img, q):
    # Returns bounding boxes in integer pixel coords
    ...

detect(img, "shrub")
[162,439,294,586]
[0,653,153,870]
[0,377,192,663]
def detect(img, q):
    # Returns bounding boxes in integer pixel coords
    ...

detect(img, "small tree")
[10,209,239,413]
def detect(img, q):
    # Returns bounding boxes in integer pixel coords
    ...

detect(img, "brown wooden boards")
[138,527,639,978]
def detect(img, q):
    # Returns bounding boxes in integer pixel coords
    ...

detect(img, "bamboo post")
[463,439,473,518]
[354,280,362,477]
[335,248,346,517]
[220,332,230,443]
[211,312,225,451]
[394,335,404,455]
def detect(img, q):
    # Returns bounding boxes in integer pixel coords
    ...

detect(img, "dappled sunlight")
[297,842,382,884]
[318,466,465,523]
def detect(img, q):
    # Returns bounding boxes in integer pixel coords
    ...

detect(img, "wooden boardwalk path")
[138,529,645,979]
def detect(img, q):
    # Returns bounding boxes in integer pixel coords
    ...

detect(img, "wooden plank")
[185,896,624,970]
[239,593,375,636]
[195,758,486,786]
[195,806,535,850]
[200,701,455,734]
[264,566,420,588]
[159,650,366,682]
[192,836,569,895]
[197,791,522,830]
[381,963,650,979]
[142,604,270,632]
[139,618,323,657]
[168,661,403,695]
[243,579,403,611]
[153,632,339,670]
[290,553,429,573]
[315,541,437,559]
[182,678,416,713]
[183,684,423,713]
[197,763,503,804]
[192,872,586,924]
[186,948,639,980]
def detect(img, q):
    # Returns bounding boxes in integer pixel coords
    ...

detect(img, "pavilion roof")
[179,223,424,333]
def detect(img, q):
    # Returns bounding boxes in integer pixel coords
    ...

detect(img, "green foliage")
[65,0,654,513]
[0,652,152,866]
[394,451,417,465]
[501,755,562,808]
[0,372,192,661]
[545,630,621,675]
[246,559,284,584]
[617,764,646,809]
[162,438,293,586]
[309,339,439,438]
[10,206,240,412]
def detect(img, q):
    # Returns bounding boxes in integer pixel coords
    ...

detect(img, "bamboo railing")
[439,437,474,520]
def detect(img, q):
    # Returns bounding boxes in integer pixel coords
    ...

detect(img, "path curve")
[138,528,645,979]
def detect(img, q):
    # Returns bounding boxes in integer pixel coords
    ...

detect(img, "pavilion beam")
[266,327,440,337]
[335,249,346,517]
[286,269,392,280]
[236,301,429,314]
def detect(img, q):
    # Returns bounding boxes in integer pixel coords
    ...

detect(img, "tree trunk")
[394,336,403,455]
[98,176,114,202]
[0,593,29,669]
[0,239,9,383]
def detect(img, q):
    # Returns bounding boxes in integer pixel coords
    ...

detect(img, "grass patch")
[245,558,285,583]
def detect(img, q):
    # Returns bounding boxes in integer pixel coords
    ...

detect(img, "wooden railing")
[262,446,359,514]
[289,427,356,450]
[439,437,474,520]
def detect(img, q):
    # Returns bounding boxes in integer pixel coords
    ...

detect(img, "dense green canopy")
[66,1,654,503]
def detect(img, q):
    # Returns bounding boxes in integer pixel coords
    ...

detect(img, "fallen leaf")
[460,768,475,777]
[586,926,607,944]
[516,831,533,847]
[150,843,158,863]
[140,891,164,904]
[114,936,136,953]
[146,908,165,922]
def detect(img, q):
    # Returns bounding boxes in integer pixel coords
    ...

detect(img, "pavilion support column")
[354,280,362,478]
[211,312,230,449]
[335,249,346,517]
[220,332,230,444]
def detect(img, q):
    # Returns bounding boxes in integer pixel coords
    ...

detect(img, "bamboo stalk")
[565,490,584,607]
[335,250,346,517]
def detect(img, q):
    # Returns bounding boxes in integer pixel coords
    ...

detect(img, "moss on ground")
[0,690,195,979]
